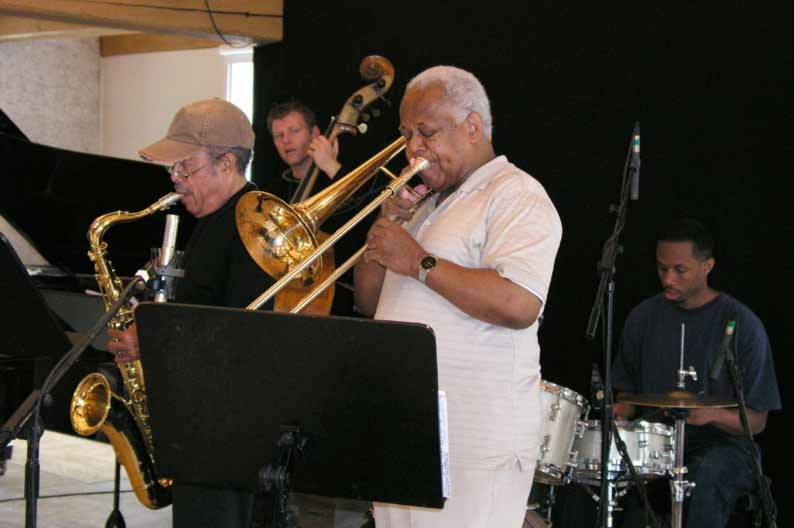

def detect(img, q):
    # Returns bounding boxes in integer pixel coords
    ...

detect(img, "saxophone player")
[108,98,275,528]
[108,98,274,361]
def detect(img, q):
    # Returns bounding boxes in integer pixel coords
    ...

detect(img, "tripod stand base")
[104,509,126,528]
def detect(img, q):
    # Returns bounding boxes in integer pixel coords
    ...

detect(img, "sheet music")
[438,390,451,498]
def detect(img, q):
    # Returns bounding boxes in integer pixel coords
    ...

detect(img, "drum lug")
[540,434,551,454]
[575,421,586,437]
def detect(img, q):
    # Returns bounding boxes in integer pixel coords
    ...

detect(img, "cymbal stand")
[670,330,697,528]
[676,323,697,390]
[669,409,693,528]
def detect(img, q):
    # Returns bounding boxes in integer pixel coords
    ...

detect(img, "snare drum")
[572,420,675,483]
[535,380,589,485]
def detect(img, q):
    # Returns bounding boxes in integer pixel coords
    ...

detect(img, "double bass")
[291,55,395,203]
[237,55,396,314]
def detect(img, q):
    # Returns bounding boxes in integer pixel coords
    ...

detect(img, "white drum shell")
[535,380,589,485]
[572,420,675,482]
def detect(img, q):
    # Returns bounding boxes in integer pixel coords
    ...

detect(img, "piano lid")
[0,131,195,277]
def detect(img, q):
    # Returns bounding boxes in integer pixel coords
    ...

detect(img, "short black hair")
[657,217,714,261]
[265,98,316,135]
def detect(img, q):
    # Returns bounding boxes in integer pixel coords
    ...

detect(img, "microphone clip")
[146,249,185,301]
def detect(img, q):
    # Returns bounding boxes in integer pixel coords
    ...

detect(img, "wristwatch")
[418,255,438,284]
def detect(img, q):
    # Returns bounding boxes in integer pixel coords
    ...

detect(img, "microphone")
[630,121,641,200]
[152,214,181,303]
[709,318,737,381]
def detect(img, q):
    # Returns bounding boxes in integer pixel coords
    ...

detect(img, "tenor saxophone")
[69,192,181,509]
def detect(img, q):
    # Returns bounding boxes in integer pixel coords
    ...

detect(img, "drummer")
[612,218,781,528]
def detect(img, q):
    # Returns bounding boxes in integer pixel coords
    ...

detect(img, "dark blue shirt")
[612,293,781,412]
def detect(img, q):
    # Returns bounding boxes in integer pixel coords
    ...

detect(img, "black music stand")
[0,232,72,376]
[135,302,445,515]
[0,231,114,433]
[0,232,73,527]
[0,231,73,434]
[1,232,131,528]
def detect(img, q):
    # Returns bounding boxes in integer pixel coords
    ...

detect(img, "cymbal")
[618,391,737,409]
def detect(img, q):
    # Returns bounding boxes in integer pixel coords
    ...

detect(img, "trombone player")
[354,66,563,528]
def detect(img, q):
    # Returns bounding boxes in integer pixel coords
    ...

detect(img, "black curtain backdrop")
[252,3,792,523]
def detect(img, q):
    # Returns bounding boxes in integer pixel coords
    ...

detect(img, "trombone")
[242,136,430,311]
[288,181,433,314]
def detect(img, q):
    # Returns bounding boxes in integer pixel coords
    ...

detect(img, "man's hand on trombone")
[363,161,431,276]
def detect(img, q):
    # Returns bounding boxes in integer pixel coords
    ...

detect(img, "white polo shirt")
[375,155,562,471]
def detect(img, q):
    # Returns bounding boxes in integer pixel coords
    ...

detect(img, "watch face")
[421,255,437,270]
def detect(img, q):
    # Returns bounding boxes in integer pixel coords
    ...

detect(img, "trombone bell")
[236,193,320,285]
[236,136,407,286]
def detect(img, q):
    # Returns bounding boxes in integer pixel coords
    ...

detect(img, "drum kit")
[525,380,736,528]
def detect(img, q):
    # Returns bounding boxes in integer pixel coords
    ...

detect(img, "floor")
[0,430,172,528]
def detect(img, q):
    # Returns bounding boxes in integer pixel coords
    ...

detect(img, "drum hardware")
[532,378,738,528]
[572,419,675,485]
[568,418,672,528]
[578,477,633,522]
[618,390,737,528]
[525,482,556,528]
[676,322,698,389]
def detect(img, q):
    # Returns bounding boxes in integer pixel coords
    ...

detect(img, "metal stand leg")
[545,485,556,525]
[578,479,626,528]
[669,414,693,528]
[104,369,126,528]
[104,460,126,528]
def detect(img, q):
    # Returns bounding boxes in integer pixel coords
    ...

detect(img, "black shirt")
[175,182,275,309]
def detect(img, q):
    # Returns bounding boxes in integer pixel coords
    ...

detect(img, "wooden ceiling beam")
[0,15,132,41]
[0,0,282,45]
[100,33,221,56]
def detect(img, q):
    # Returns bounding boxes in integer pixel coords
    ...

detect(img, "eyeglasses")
[167,152,226,180]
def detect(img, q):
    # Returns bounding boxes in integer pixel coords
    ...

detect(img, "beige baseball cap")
[139,98,255,164]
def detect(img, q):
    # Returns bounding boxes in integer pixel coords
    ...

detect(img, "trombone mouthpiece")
[414,157,430,171]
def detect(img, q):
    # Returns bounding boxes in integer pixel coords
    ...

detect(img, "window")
[222,45,254,179]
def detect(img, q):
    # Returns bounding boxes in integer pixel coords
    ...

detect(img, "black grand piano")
[0,114,195,458]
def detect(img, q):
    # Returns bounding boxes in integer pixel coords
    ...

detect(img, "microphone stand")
[0,277,144,528]
[719,327,778,527]
[584,122,639,528]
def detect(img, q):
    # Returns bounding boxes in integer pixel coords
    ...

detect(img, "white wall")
[0,38,100,153]
[100,47,227,161]
[1,38,102,265]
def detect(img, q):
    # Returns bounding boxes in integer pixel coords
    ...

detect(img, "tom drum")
[535,380,589,485]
